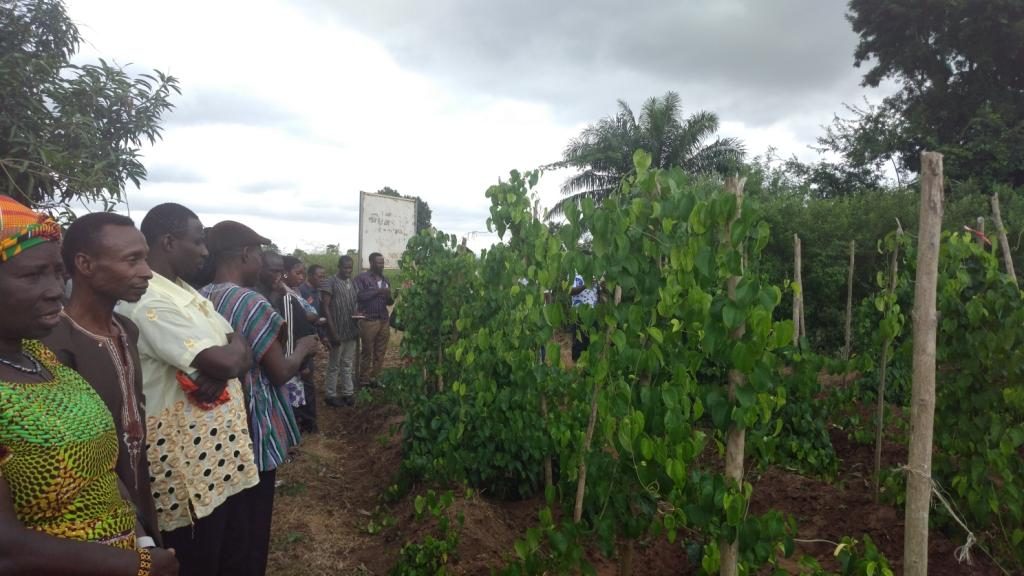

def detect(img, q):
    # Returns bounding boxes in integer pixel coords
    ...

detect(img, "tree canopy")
[847,0,1024,188]
[375,186,433,233]
[0,0,180,221]
[548,91,744,216]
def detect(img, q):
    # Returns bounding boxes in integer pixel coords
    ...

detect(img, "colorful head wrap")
[0,195,62,262]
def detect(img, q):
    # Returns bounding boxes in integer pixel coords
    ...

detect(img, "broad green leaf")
[611,329,627,350]
[689,201,708,235]
[695,245,714,278]
[723,302,745,330]
[618,419,634,453]
[633,149,652,175]
[640,436,654,460]
[754,221,770,253]
[735,384,755,407]
[772,321,795,348]
[514,539,528,560]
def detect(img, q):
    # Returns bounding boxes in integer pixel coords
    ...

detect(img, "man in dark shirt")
[320,255,359,405]
[354,252,394,387]
[301,264,325,312]
[42,212,162,546]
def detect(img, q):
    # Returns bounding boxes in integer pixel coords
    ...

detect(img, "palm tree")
[548,92,744,216]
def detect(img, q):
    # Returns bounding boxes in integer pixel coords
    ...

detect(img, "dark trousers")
[572,323,590,362]
[294,376,318,433]
[240,469,277,576]
[161,489,249,576]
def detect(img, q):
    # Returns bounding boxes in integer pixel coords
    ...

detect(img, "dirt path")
[266,340,407,576]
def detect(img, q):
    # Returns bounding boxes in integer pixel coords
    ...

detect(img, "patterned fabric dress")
[0,341,136,548]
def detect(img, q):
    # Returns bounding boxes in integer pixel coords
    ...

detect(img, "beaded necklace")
[0,352,42,374]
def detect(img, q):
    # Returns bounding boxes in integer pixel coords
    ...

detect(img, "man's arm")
[192,333,251,380]
[260,336,319,386]
[320,291,340,343]
[131,300,250,380]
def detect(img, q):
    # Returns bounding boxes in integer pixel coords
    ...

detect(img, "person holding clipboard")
[353,252,394,389]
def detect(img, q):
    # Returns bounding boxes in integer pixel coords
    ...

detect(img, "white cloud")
[66,0,886,254]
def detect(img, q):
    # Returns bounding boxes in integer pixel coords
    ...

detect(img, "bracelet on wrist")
[137,547,153,576]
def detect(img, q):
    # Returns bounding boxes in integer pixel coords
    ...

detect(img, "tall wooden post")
[991,193,1018,286]
[975,217,986,249]
[720,176,748,576]
[903,152,943,576]
[792,234,804,347]
[843,240,855,361]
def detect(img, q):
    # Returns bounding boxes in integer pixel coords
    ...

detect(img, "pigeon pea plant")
[398,152,893,574]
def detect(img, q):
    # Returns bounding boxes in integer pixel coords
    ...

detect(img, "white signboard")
[358,192,417,269]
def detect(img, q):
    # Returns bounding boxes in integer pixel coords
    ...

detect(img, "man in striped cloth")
[199,220,319,576]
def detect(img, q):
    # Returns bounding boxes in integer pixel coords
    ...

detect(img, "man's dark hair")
[309,263,326,276]
[337,256,352,267]
[62,212,136,276]
[140,203,198,246]
[282,255,302,272]
[369,252,383,262]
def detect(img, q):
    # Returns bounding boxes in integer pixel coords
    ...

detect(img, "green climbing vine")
[395,153,837,573]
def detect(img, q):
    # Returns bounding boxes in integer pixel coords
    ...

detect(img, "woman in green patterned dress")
[0,196,178,575]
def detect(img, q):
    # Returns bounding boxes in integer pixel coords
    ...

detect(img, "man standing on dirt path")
[321,254,359,406]
[200,222,319,576]
[118,203,259,576]
[354,252,393,388]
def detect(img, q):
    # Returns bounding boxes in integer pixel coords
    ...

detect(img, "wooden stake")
[991,193,1018,286]
[843,240,855,361]
[903,152,943,576]
[792,234,803,347]
[571,286,624,522]
[720,176,748,576]
[874,223,902,500]
[976,217,986,249]
[573,375,601,523]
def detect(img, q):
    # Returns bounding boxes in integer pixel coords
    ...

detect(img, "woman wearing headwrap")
[0,196,178,575]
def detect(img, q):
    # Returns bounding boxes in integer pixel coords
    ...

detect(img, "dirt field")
[266,332,998,575]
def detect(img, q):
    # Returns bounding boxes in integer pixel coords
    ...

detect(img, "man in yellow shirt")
[118,203,258,576]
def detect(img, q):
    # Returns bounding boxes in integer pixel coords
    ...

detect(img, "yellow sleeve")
[133,300,227,373]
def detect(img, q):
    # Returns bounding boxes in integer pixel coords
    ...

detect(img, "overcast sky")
[66,0,890,254]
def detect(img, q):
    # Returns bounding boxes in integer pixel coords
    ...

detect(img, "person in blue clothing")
[570,273,597,362]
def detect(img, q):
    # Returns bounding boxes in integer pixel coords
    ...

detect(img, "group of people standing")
[0,196,394,575]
